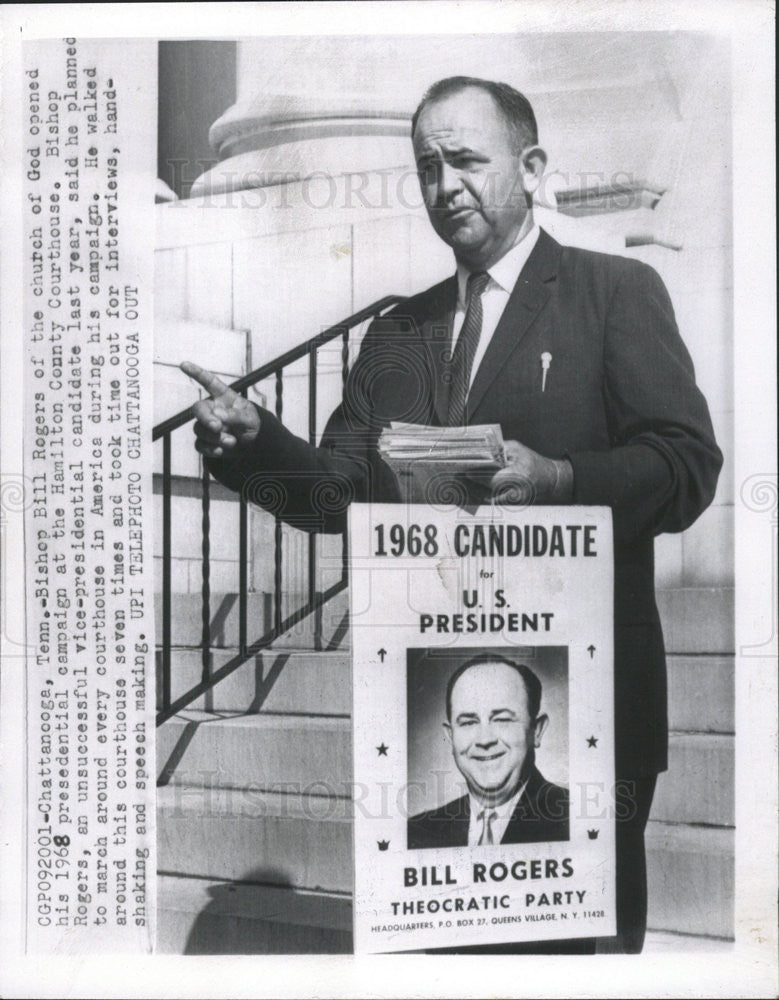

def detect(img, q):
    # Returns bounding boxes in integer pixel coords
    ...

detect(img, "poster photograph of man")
[1,1,776,997]
[406,648,569,850]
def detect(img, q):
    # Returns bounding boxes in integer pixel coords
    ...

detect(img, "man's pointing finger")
[180,360,237,402]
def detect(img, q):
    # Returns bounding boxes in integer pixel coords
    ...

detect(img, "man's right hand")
[180,361,261,458]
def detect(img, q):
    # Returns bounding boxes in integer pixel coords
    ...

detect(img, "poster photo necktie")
[446,270,490,427]
[478,808,497,846]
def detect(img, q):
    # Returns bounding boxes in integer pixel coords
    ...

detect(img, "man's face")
[445,661,547,806]
[413,87,539,270]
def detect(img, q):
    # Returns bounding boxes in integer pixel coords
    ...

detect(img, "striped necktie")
[446,271,490,426]
[478,808,497,846]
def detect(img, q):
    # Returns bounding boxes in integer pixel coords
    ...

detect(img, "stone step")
[656,587,734,655]
[156,824,735,950]
[158,785,352,893]
[156,873,351,954]
[157,711,353,790]
[651,733,734,827]
[155,807,734,948]
[642,931,734,953]
[160,587,732,653]
[157,872,732,956]
[155,588,350,650]
[667,655,734,733]
[158,648,352,714]
[646,821,734,939]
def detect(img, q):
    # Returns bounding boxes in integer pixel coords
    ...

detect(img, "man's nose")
[438,161,463,202]
[475,727,498,747]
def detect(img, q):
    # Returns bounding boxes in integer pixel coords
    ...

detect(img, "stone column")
[191,92,412,198]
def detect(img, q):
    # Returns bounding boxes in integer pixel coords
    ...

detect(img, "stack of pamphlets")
[378,422,506,505]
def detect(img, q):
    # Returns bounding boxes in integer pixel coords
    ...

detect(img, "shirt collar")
[456,223,540,308]
[469,777,528,824]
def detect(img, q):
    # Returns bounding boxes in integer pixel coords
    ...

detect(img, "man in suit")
[408,655,568,850]
[182,76,722,952]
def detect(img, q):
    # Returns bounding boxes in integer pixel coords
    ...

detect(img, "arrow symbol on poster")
[587,645,596,658]
[378,648,387,662]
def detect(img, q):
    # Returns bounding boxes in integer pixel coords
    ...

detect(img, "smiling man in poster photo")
[184,76,722,953]
[407,655,569,850]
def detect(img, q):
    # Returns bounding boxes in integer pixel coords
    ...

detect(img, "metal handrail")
[154,294,406,727]
[152,295,405,441]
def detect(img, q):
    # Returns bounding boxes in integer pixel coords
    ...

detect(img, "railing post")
[239,390,248,658]
[341,328,350,582]
[201,462,212,698]
[274,369,283,634]
[308,345,321,650]
[161,434,172,712]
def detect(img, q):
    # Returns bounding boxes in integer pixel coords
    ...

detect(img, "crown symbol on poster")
[587,829,599,840]
[377,840,390,851]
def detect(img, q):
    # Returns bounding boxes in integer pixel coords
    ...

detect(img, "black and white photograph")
[406,646,569,849]
[151,26,724,958]
[0,2,776,998]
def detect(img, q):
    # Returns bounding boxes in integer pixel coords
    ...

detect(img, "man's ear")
[443,720,453,746]
[533,713,549,748]
[519,145,547,196]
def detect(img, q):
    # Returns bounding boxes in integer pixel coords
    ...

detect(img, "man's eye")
[458,719,477,727]
[417,163,438,184]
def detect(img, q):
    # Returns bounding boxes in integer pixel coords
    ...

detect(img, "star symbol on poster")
[377,743,389,756]
[586,735,598,747]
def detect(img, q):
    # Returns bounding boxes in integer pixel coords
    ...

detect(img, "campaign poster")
[350,503,615,953]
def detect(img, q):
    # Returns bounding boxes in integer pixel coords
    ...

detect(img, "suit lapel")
[501,766,546,845]
[466,229,561,422]
[417,275,457,426]
[450,795,471,847]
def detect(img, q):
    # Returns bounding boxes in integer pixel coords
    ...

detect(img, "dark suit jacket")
[407,766,569,849]
[209,230,722,777]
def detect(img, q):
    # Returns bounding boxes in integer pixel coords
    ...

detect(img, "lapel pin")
[541,352,552,392]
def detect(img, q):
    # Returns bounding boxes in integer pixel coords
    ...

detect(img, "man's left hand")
[490,440,573,505]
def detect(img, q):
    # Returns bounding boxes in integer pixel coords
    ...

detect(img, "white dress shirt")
[467,779,529,847]
[452,224,540,389]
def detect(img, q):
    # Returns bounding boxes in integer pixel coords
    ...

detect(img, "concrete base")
[157,874,351,954]
[643,930,734,952]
